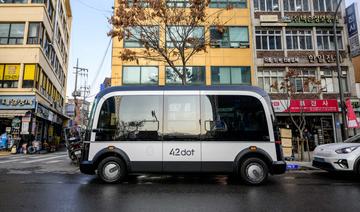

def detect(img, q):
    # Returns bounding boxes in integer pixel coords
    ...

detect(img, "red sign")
[272,99,339,113]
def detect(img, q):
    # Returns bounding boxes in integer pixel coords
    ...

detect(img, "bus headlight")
[335,146,359,154]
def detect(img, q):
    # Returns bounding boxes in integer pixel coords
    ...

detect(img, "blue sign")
[346,3,358,38]
[286,164,299,170]
[0,96,36,110]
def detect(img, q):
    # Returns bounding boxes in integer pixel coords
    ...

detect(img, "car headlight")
[335,146,359,154]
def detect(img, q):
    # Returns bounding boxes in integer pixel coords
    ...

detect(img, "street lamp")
[333,0,348,140]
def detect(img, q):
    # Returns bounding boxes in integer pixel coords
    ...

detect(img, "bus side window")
[118,95,163,141]
[96,96,119,141]
[201,95,269,141]
[163,95,201,141]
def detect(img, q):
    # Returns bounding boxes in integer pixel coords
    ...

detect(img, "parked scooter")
[64,127,82,165]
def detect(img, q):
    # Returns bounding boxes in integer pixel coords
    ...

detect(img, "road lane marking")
[21,155,67,164]
[0,159,25,164]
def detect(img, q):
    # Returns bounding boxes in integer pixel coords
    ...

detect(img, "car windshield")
[344,134,360,143]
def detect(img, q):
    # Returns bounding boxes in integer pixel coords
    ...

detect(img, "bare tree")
[272,69,323,160]
[109,0,234,84]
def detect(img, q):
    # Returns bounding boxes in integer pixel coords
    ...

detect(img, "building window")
[43,33,51,58]
[255,29,282,50]
[254,0,279,12]
[320,68,348,93]
[211,67,251,85]
[257,69,284,93]
[210,26,249,48]
[31,0,46,3]
[0,0,27,3]
[124,26,159,48]
[23,64,37,88]
[166,66,205,85]
[47,1,54,21]
[0,64,20,88]
[126,0,150,7]
[123,66,158,85]
[284,0,309,11]
[35,65,41,89]
[314,0,339,12]
[209,0,247,8]
[167,0,190,7]
[166,26,204,48]
[286,30,313,50]
[316,29,343,50]
[290,69,317,93]
[0,23,25,45]
[27,22,44,45]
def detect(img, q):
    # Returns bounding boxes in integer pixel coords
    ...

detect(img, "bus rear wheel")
[98,156,126,183]
[240,157,268,185]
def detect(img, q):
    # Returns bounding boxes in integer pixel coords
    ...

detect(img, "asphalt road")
[0,152,359,212]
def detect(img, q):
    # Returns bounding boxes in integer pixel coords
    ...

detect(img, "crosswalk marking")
[0,152,69,165]
[21,155,67,164]
[45,160,62,164]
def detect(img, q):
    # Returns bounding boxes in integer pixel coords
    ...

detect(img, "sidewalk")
[0,151,11,156]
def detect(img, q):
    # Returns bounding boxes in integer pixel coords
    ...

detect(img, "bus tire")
[97,156,127,183]
[240,157,268,185]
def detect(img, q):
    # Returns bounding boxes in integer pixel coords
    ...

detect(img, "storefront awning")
[0,110,31,118]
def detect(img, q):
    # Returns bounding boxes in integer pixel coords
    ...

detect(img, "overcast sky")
[66,0,360,100]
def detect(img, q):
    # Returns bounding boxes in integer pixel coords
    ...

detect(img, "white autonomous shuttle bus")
[80,86,286,185]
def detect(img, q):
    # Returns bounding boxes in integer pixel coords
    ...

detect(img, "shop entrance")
[276,114,335,151]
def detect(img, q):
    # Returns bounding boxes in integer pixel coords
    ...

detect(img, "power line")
[89,38,112,94]
[77,0,113,13]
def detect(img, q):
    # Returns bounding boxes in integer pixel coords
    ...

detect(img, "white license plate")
[75,150,81,156]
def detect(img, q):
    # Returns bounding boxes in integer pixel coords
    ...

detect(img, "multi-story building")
[251,0,357,145]
[111,0,255,87]
[0,0,72,146]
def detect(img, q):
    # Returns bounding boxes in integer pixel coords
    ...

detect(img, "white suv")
[313,134,360,175]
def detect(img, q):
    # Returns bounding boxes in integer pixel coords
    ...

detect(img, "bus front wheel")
[240,157,268,185]
[98,156,127,183]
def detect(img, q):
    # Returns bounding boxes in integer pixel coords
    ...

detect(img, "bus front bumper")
[271,161,287,174]
[80,161,95,175]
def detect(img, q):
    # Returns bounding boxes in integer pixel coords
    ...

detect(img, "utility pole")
[333,0,348,140]
[80,80,90,126]
[72,59,88,126]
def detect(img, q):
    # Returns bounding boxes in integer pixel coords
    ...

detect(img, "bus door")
[162,92,201,172]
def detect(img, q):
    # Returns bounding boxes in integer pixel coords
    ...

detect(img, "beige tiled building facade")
[0,0,72,146]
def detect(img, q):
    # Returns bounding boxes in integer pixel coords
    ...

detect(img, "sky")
[66,0,360,100]
[67,0,114,100]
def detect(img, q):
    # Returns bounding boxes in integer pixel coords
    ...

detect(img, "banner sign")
[0,96,36,110]
[272,99,339,113]
[3,65,20,80]
[346,99,360,128]
[346,3,358,37]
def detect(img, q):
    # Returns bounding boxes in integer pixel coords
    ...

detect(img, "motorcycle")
[64,127,83,165]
